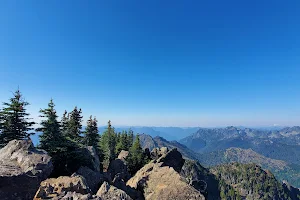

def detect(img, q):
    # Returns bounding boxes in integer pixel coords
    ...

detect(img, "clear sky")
[0,0,300,127]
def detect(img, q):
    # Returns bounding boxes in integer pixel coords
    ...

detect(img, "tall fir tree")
[99,120,116,168]
[65,107,83,142]
[115,131,129,155]
[127,134,148,175]
[127,129,134,148]
[61,110,69,136]
[83,115,99,147]
[0,90,35,147]
[36,99,64,153]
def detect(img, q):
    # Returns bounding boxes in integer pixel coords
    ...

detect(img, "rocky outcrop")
[72,166,104,194]
[150,147,168,160]
[127,162,205,200]
[34,175,90,199]
[107,150,143,199]
[180,159,222,199]
[84,146,101,172]
[108,151,131,182]
[58,192,99,200]
[118,150,129,161]
[127,148,205,200]
[97,181,133,200]
[0,139,53,200]
[155,148,185,172]
[282,181,300,200]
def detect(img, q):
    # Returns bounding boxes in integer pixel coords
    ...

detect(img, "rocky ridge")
[0,140,53,200]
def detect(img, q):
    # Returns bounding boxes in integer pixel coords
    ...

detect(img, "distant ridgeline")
[178,126,300,188]
[137,125,300,188]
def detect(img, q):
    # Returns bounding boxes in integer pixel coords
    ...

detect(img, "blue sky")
[0,0,300,127]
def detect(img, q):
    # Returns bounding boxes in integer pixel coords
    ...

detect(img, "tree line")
[0,90,149,176]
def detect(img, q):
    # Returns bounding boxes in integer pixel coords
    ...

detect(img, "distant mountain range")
[98,126,199,141]
[198,147,300,188]
[180,126,300,164]
[139,126,300,188]
[178,126,300,188]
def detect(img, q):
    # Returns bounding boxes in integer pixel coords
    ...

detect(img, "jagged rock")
[0,139,53,200]
[180,159,221,199]
[112,174,144,200]
[107,153,138,198]
[112,173,127,190]
[108,157,131,182]
[97,181,133,200]
[150,147,170,161]
[282,181,300,200]
[72,166,104,193]
[150,147,161,160]
[160,147,169,154]
[126,161,205,200]
[156,148,184,172]
[127,148,204,200]
[85,146,101,172]
[34,175,90,199]
[58,192,97,200]
[118,150,129,161]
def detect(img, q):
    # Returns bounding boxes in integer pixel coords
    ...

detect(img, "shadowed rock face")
[108,158,131,183]
[156,148,185,173]
[0,139,53,200]
[86,146,101,172]
[72,166,105,194]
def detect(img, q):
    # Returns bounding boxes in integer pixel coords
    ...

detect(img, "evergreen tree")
[127,129,134,148]
[0,90,35,147]
[116,132,121,144]
[115,131,128,155]
[61,110,69,135]
[127,134,148,175]
[99,120,116,168]
[83,115,99,147]
[36,99,64,153]
[39,106,95,176]
[36,99,74,176]
[65,107,83,142]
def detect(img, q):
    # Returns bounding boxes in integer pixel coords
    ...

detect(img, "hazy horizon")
[1,1,300,127]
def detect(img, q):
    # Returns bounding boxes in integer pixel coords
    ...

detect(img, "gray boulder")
[34,175,90,199]
[85,146,101,172]
[126,147,205,200]
[108,158,131,182]
[97,181,133,200]
[59,192,100,200]
[73,166,104,193]
[118,150,129,162]
[156,148,184,172]
[0,139,53,200]
[127,161,204,200]
[150,147,169,160]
